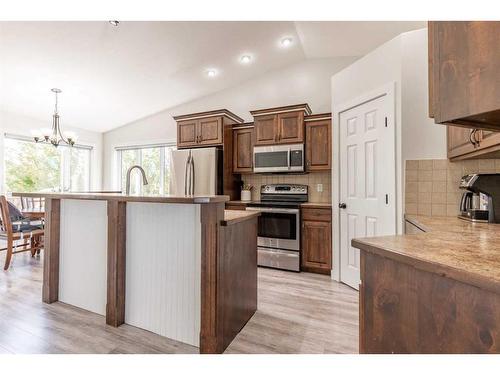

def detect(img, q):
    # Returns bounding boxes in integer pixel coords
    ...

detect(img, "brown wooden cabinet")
[305,113,331,171]
[276,111,304,144]
[447,125,500,160]
[250,104,311,146]
[233,124,254,173]
[254,114,277,145]
[174,109,243,149]
[301,207,332,275]
[198,117,223,146]
[173,109,244,200]
[177,119,198,147]
[429,21,500,130]
[359,250,500,353]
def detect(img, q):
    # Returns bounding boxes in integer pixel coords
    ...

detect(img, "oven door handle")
[246,207,299,214]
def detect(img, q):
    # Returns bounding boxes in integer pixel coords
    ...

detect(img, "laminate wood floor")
[0,252,358,354]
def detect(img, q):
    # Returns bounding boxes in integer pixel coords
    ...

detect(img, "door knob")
[339,203,347,209]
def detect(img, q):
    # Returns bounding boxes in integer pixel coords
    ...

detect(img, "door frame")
[332,82,398,282]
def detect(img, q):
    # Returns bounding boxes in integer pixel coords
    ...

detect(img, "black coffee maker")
[459,173,500,223]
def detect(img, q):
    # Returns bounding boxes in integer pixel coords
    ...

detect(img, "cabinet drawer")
[301,208,332,222]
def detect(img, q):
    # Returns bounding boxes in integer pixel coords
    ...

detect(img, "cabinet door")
[305,120,331,171]
[177,119,198,148]
[254,114,278,145]
[198,117,223,146]
[432,22,500,128]
[447,126,477,159]
[233,128,254,173]
[478,130,500,149]
[277,111,304,144]
[301,220,332,274]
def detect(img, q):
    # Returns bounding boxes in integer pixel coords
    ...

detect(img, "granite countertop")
[13,192,229,204]
[222,210,260,226]
[352,215,500,294]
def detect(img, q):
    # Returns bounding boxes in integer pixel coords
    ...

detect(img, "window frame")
[115,142,176,195]
[3,133,93,193]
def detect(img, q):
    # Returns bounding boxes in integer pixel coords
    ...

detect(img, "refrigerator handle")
[184,152,191,196]
[190,155,195,195]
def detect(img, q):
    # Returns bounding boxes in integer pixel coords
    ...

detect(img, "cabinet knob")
[338,203,347,209]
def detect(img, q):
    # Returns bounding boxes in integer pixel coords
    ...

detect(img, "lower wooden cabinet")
[301,207,332,275]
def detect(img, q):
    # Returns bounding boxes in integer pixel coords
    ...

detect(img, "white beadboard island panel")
[125,202,202,347]
[59,199,108,315]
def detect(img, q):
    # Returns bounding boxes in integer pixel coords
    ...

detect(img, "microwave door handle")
[287,148,291,170]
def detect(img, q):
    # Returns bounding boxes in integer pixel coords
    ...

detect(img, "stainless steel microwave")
[253,144,304,173]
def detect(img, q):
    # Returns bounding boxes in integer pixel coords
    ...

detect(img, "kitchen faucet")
[126,165,149,195]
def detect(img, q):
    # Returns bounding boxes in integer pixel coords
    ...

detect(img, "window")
[4,135,92,193]
[116,144,176,195]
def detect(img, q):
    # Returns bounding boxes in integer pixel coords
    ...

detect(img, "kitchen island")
[14,192,259,354]
[352,215,500,354]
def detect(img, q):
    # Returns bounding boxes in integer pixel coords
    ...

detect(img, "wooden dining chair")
[19,196,45,220]
[0,196,44,270]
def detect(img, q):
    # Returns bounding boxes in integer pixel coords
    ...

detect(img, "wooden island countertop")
[352,215,500,294]
[222,210,260,226]
[13,191,256,354]
[352,215,500,354]
[14,191,229,204]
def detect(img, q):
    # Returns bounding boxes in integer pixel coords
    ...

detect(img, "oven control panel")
[261,184,308,195]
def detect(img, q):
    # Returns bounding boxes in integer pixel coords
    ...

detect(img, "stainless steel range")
[245,184,308,272]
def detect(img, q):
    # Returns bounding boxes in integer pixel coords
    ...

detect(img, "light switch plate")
[317,184,323,192]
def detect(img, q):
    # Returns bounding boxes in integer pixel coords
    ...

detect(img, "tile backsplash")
[405,159,500,217]
[242,171,331,203]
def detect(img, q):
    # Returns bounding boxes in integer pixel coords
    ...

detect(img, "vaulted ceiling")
[0,21,425,132]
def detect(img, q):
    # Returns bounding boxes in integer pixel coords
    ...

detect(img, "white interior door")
[339,94,396,289]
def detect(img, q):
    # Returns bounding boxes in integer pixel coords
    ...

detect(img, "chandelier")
[33,88,76,147]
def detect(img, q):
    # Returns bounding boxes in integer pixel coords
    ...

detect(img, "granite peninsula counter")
[14,192,258,354]
[351,215,500,354]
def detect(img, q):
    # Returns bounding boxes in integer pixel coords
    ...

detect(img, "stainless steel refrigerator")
[169,147,223,196]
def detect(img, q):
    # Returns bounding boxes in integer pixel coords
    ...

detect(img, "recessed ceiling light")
[109,20,120,27]
[240,55,252,64]
[206,69,217,78]
[281,37,293,47]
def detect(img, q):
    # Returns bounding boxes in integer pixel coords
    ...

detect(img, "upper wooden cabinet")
[233,124,254,174]
[253,114,277,145]
[429,21,500,130]
[250,104,311,146]
[305,113,331,171]
[177,119,198,147]
[174,109,244,148]
[198,117,223,146]
[448,126,500,160]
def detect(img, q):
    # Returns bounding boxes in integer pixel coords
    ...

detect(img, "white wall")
[102,57,357,189]
[401,29,447,160]
[330,28,446,281]
[0,110,103,192]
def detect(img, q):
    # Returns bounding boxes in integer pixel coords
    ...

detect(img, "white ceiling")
[0,21,426,132]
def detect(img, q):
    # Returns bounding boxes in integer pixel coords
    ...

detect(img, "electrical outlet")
[317,184,323,192]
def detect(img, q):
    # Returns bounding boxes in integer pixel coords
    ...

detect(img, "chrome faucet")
[125,165,149,195]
